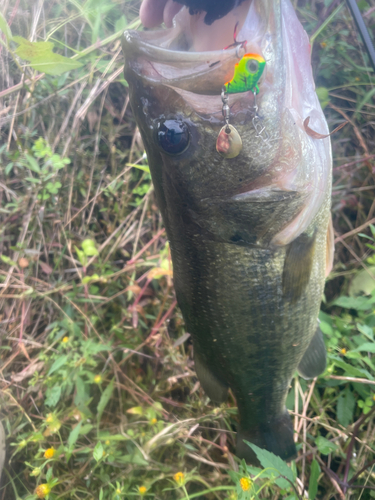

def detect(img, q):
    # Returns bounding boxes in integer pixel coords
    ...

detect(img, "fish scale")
[123,0,332,463]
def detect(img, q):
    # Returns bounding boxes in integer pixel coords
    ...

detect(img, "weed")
[0,0,375,499]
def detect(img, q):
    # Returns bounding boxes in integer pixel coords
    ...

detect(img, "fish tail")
[236,412,296,464]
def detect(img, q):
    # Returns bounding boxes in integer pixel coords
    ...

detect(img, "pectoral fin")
[298,326,327,379]
[282,231,317,303]
[194,349,228,404]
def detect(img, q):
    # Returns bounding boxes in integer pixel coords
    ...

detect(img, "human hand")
[140,0,183,28]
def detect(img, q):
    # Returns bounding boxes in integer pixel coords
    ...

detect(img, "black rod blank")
[345,0,375,73]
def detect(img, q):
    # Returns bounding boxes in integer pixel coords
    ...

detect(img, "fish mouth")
[122,0,270,95]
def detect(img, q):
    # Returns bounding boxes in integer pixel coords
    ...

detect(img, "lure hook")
[224,22,247,51]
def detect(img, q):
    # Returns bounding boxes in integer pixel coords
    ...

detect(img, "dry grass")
[0,0,375,499]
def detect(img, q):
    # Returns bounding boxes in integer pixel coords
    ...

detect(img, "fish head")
[122,0,332,247]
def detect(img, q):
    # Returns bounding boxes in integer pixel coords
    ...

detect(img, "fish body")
[123,0,333,463]
[224,53,265,94]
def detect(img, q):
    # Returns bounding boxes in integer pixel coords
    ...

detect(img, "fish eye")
[157,119,190,155]
[247,59,259,74]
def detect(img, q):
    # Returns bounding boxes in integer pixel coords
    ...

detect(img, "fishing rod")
[345,0,375,73]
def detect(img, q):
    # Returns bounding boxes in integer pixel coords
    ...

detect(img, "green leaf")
[97,434,129,441]
[315,436,337,455]
[74,246,86,267]
[355,87,375,118]
[46,181,62,194]
[114,15,128,33]
[131,164,150,173]
[316,87,329,101]
[316,87,330,108]
[83,341,111,354]
[82,274,100,284]
[68,421,82,451]
[38,192,50,201]
[46,467,53,482]
[349,268,375,296]
[357,0,369,9]
[93,441,104,462]
[228,470,240,484]
[357,323,374,341]
[0,12,12,42]
[13,36,82,75]
[97,378,114,423]
[331,357,373,379]
[333,296,375,311]
[81,239,99,256]
[353,342,375,353]
[337,386,355,427]
[1,255,17,266]
[74,376,90,407]
[126,406,144,416]
[320,321,333,336]
[79,424,94,435]
[115,450,148,465]
[25,177,41,184]
[45,385,62,407]
[47,355,68,376]
[5,162,14,175]
[25,153,40,173]
[246,442,295,489]
[308,459,320,500]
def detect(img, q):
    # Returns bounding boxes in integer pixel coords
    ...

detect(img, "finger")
[140,0,169,28]
[163,0,183,27]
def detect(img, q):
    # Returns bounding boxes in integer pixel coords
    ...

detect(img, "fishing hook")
[224,21,247,51]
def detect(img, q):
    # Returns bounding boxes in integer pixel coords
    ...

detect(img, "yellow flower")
[105,440,110,445]
[174,472,185,486]
[373,394,375,401]
[320,42,327,48]
[138,485,147,495]
[116,488,122,494]
[35,483,51,498]
[30,467,41,477]
[149,418,157,425]
[62,336,69,343]
[44,447,55,459]
[94,374,102,384]
[239,477,252,491]
[340,348,347,355]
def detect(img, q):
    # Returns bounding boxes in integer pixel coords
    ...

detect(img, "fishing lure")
[216,53,266,159]
[224,53,266,94]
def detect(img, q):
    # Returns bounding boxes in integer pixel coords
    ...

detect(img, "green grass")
[1,0,375,498]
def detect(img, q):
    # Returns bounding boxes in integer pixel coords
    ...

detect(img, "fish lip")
[122,29,245,95]
[122,29,240,63]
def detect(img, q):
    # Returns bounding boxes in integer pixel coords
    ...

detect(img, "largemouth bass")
[122,0,334,462]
